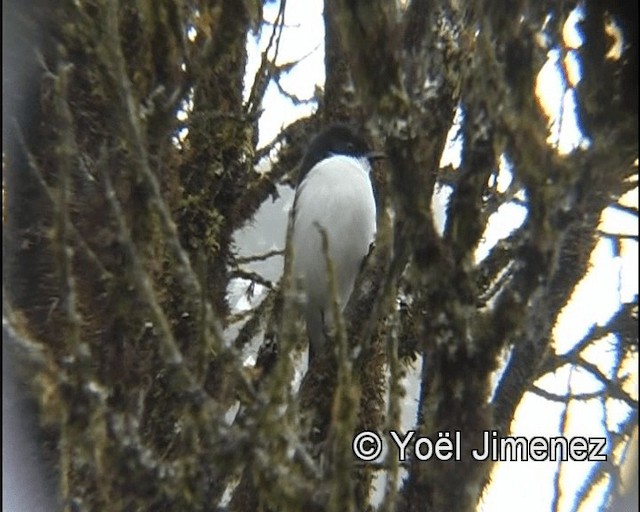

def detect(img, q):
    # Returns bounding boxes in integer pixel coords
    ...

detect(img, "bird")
[290,124,381,360]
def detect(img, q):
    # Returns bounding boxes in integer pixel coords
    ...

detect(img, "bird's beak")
[367,150,386,162]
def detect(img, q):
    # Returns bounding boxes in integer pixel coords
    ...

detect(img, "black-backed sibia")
[290,124,381,359]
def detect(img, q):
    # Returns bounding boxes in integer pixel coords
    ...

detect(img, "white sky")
[231,2,638,510]
[244,1,325,148]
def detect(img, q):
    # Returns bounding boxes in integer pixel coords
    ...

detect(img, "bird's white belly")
[291,155,376,347]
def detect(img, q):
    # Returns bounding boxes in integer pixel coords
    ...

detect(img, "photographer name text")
[352,430,607,462]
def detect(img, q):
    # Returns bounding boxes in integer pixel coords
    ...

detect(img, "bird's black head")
[298,124,378,184]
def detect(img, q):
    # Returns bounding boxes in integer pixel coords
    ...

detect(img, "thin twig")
[235,248,285,264]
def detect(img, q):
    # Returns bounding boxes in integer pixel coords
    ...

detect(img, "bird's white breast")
[291,155,376,349]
